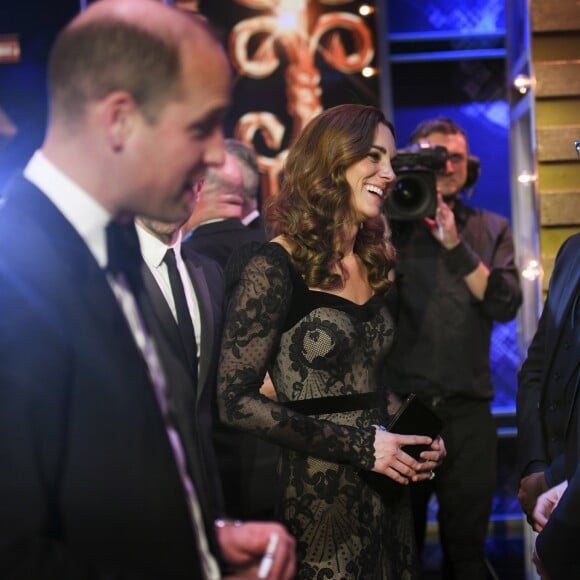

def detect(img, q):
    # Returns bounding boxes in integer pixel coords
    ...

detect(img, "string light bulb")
[513,74,533,94]
[359,4,374,16]
[517,171,537,185]
[521,259,543,282]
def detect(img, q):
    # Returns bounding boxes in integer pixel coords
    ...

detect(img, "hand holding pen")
[216,519,296,579]
[423,193,459,249]
[257,532,279,578]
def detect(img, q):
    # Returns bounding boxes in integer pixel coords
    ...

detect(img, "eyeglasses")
[447,153,465,165]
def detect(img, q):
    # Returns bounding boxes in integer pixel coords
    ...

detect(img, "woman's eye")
[368,152,381,162]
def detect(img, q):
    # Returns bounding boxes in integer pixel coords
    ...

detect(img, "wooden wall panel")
[531,0,580,32]
[534,61,580,97]
[532,33,580,60]
[536,99,580,124]
[538,162,580,190]
[540,190,580,225]
[537,125,580,161]
[531,0,580,276]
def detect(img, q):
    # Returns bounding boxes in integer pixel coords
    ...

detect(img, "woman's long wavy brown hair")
[265,104,396,294]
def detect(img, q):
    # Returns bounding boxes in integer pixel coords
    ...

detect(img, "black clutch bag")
[386,393,444,460]
[359,393,444,494]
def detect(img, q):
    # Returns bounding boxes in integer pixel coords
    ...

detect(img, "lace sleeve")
[217,243,376,471]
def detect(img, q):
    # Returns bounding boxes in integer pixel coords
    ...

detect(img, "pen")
[436,216,444,241]
[257,532,279,579]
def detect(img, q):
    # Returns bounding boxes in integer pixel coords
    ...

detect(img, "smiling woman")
[217,104,447,579]
[266,104,397,295]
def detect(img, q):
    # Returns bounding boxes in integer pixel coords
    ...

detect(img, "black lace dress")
[218,242,418,579]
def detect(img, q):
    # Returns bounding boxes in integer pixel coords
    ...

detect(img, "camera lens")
[392,178,425,209]
[384,170,437,221]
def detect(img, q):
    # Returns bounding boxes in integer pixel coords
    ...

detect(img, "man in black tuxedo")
[0,1,294,578]
[517,232,580,578]
[184,138,266,269]
[135,215,227,515]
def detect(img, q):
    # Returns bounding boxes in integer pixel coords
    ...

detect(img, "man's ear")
[100,91,138,152]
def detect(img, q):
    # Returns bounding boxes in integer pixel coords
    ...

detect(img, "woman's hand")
[413,436,447,482]
[372,427,433,484]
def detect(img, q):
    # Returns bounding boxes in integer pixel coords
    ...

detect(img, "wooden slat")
[538,161,580,190]
[540,226,580,254]
[539,190,580,225]
[532,33,580,61]
[537,125,580,161]
[535,61,580,97]
[536,98,580,124]
[531,0,580,32]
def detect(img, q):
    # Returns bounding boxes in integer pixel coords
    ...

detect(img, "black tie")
[106,220,144,293]
[163,248,198,376]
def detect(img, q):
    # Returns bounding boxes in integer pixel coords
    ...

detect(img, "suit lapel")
[141,265,190,367]
[184,257,215,402]
[542,238,580,430]
[140,260,219,544]
[544,240,580,377]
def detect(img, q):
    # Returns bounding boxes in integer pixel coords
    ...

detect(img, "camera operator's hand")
[423,194,459,249]
[424,193,490,300]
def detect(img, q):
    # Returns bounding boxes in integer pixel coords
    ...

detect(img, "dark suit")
[517,233,580,577]
[0,176,209,578]
[245,213,267,239]
[184,218,265,269]
[141,241,226,518]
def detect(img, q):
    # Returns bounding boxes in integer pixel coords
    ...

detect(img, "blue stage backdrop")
[387,0,519,416]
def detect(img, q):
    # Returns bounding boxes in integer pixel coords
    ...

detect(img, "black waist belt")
[283,392,383,415]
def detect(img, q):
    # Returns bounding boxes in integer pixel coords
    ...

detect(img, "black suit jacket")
[184,218,265,269]
[517,233,580,577]
[245,213,267,238]
[141,245,226,519]
[0,176,205,578]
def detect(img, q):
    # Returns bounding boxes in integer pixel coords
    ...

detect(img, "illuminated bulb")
[359,4,374,16]
[513,74,533,94]
[517,171,537,184]
[361,66,376,78]
[521,259,543,282]
[276,0,305,32]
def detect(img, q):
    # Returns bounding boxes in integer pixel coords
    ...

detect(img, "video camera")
[383,144,447,221]
[383,144,481,221]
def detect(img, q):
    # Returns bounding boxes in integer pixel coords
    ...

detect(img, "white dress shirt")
[136,224,202,367]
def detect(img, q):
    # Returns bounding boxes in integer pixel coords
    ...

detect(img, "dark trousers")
[411,398,497,580]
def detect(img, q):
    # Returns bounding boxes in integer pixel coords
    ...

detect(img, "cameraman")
[385,117,522,579]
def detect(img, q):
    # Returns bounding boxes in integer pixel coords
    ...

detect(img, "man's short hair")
[410,117,468,145]
[48,14,207,126]
[224,138,259,203]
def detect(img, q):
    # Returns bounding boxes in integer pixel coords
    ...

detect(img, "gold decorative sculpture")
[229,0,375,197]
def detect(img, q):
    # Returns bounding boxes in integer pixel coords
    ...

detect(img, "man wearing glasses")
[386,117,522,579]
